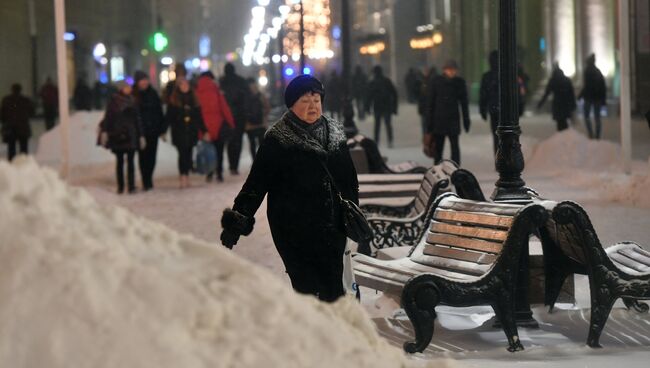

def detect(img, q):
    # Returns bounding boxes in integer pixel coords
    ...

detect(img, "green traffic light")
[153,32,168,52]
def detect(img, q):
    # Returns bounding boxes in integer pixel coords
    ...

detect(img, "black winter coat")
[100,92,142,151]
[426,75,470,135]
[539,71,576,121]
[479,69,499,118]
[1,93,34,142]
[231,112,359,267]
[219,73,249,127]
[163,92,205,150]
[579,64,606,103]
[134,86,164,138]
[366,75,398,115]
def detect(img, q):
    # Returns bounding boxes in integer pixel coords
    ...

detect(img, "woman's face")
[290,92,322,124]
[178,79,190,93]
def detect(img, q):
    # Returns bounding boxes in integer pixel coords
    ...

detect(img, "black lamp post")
[340,0,359,137]
[494,0,537,328]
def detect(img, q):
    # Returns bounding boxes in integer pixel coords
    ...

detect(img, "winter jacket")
[1,93,34,142]
[351,70,368,100]
[163,91,205,149]
[579,64,606,104]
[73,81,93,111]
[245,91,270,131]
[366,75,398,115]
[426,75,470,136]
[134,86,164,138]
[479,69,499,119]
[219,73,249,128]
[224,111,359,267]
[39,83,58,108]
[100,92,143,151]
[195,76,235,141]
[539,70,576,121]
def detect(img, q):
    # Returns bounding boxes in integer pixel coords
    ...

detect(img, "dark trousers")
[489,111,499,154]
[355,97,365,120]
[286,256,345,302]
[44,106,57,130]
[227,123,244,172]
[555,118,569,132]
[247,127,265,160]
[207,139,226,180]
[6,138,28,161]
[433,134,460,166]
[583,100,602,139]
[138,136,158,190]
[176,145,193,175]
[114,150,135,192]
[373,111,393,146]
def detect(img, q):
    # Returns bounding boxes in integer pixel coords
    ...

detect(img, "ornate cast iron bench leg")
[401,275,440,354]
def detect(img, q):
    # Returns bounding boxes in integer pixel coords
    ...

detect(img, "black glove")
[220,229,240,249]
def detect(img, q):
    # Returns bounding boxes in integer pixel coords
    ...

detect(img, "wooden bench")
[347,134,427,174]
[536,200,650,348]
[353,193,548,353]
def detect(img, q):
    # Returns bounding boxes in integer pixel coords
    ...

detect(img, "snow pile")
[0,158,453,368]
[526,128,650,207]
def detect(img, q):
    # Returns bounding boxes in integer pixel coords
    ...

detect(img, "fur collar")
[266,112,346,155]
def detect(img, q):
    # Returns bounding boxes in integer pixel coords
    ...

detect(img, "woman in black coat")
[220,75,359,302]
[163,78,206,189]
[538,65,576,131]
[99,81,145,194]
[133,71,164,190]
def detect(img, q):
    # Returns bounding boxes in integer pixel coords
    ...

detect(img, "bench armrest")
[360,201,414,217]
[366,212,427,254]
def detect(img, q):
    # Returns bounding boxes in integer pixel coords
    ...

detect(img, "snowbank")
[526,128,650,207]
[0,158,454,368]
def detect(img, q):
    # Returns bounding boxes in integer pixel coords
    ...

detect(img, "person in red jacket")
[195,71,235,182]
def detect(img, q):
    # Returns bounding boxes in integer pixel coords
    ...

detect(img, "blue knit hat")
[284,75,325,108]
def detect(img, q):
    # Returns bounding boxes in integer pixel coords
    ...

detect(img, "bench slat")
[439,198,521,217]
[421,243,498,265]
[619,248,650,266]
[426,233,503,254]
[430,221,508,242]
[609,253,650,274]
[434,208,513,229]
[358,183,420,198]
[408,253,491,277]
[354,255,476,281]
[357,173,423,185]
[354,271,406,295]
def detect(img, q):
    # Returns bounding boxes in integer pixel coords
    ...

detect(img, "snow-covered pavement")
[20,104,650,366]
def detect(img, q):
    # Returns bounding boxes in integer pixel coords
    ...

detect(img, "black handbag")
[318,159,373,243]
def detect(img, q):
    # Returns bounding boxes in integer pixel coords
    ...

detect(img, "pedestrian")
[163,78,206,189]
[325,70,343,120]
[244,77,270,159]
[578,54,607,139]
[195,71,235,182]
[73,77,93,111]
[518,63,530,117]
[98,80,145,194]
[404,67,421,104]
[220,75,359,302]
[423,60,470,165]
[351,65,368,120]
[219,63,250,176]
[132,70,164,191]
[418,66,438,135]
[538,64,576,132]
[39,77,58,130]
[92,80,109,110]
[479,50,500,153]
[1,83,34,161]
[366,65,398,148]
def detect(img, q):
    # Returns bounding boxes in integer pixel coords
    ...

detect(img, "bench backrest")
[409,160,458,217]
[408,195,522,278]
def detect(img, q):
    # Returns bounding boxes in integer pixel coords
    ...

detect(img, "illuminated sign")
[409,32,443,49]
[360,42,385,55]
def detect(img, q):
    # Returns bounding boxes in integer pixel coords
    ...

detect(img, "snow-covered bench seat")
[537,200,650,348]
[347,134,427,174]
[353,193,547,353]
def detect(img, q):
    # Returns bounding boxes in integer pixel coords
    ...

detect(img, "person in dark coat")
[73,77,93,111]
[518,64,530,117]
[366,65,398,148]
[351,66,368,120]
[244,77,270,160]
[98,81,145,194]
[39,77,58,130]
[480,50,500,154]
[162,64,188,106]
[404,67,422,104]
[219,63,250,175]
[133,71,164,191]
[417,66,437,135]
[538,64,576,132]
[578,54,607,139]
[220,75,359,302]
[423,60,470,165]
[162,78,206,189]
[324,70,344,120]
[195,71,235,182]
[1,84,34,161]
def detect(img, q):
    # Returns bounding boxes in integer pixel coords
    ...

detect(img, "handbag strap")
[315,157,344,201]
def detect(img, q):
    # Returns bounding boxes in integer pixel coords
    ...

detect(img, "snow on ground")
[0,157,455,368]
